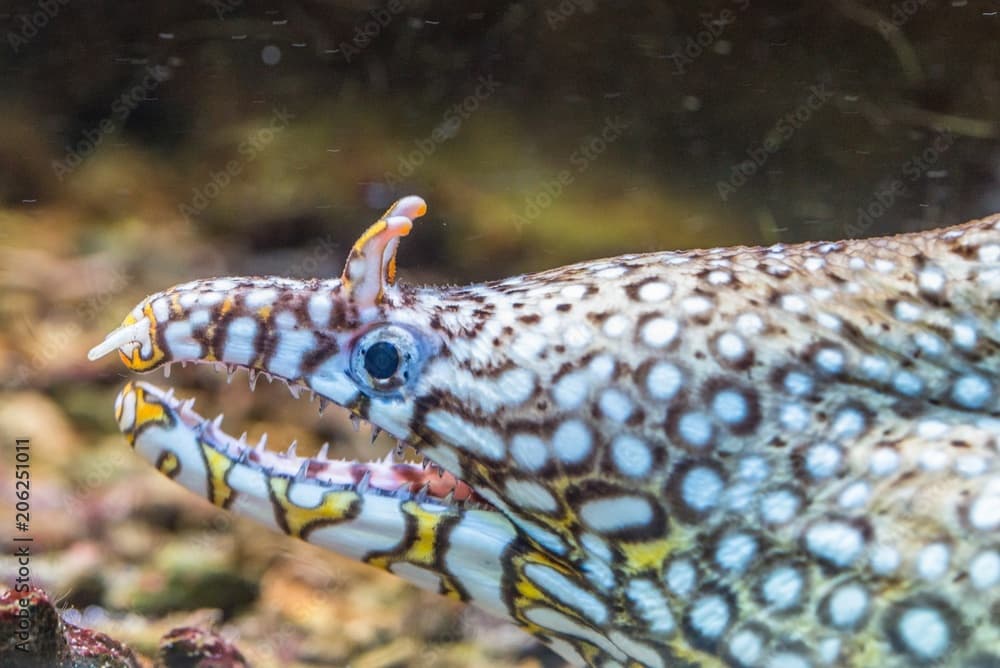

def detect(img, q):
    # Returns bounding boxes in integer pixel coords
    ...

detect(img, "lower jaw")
[117,374,491,512]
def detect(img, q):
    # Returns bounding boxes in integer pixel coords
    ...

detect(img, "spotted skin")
[90,196,1000,667]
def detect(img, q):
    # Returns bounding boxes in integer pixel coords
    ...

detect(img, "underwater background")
[1,2,999,665]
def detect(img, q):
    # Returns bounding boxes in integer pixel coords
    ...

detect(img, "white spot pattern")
[804,520,865,567]
[579,495,653,534]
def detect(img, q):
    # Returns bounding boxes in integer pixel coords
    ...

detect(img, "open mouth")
[88,195,499,516]
[113,360,491,514]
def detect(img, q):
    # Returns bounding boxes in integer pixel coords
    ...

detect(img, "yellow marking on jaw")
[401,501,445,565]
[257,305,272,321]
[268,477,359,539]
[120,382,171,447]
[118,307,166,371]
[157,451,180,478]
[201,442,237,509]
[135,391,168,427]
[366,501,464,600]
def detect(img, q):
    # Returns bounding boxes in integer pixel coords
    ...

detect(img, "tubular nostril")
[88,317,151,362]
[384,195,427,220]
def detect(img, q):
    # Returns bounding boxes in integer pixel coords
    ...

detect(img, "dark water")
[1,2,998,666]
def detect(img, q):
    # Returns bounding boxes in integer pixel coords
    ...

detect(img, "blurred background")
[1,1,998,666]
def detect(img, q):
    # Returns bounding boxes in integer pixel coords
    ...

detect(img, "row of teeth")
[161,359,368,427]
[157,361,465,499]
[164,360,317,402]
[164,388,468,508]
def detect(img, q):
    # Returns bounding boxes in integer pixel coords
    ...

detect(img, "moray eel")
[89,196,1000,667]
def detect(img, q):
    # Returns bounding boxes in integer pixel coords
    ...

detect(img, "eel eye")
[364,341,399,380]
[350,324,422,393]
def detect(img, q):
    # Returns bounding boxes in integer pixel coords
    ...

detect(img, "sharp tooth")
[317,443,330,460]
[181,398,196,413]
[256,433,268,452]
[350,415,361,432]
[421,457,430,469]
[237,449,250,464]
[264,372,274,384]
[394,440,406,460]
[318,398,329,414]
[443,489,456,506]
[163,363,172,379]
[415,483,430,503]
[248,369,260,391]
[211,414,224,431]
[287,384,301,399]
[214,362,224,373]
[164,387,176,402]
[370,426,382,444]
[308,391,316,402]
[295,459,309,480]
[227,366,237,384]
[181,361,188,369]
[238,432,248,446]
[285,440,298,458]
[357,470,372,494]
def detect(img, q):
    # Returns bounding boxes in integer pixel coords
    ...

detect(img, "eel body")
[89,197,1000,667]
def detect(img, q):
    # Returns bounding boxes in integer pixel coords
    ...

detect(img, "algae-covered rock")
[157,626,248,668]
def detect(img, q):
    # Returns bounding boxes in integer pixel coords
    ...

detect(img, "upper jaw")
[89,275,354,368]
